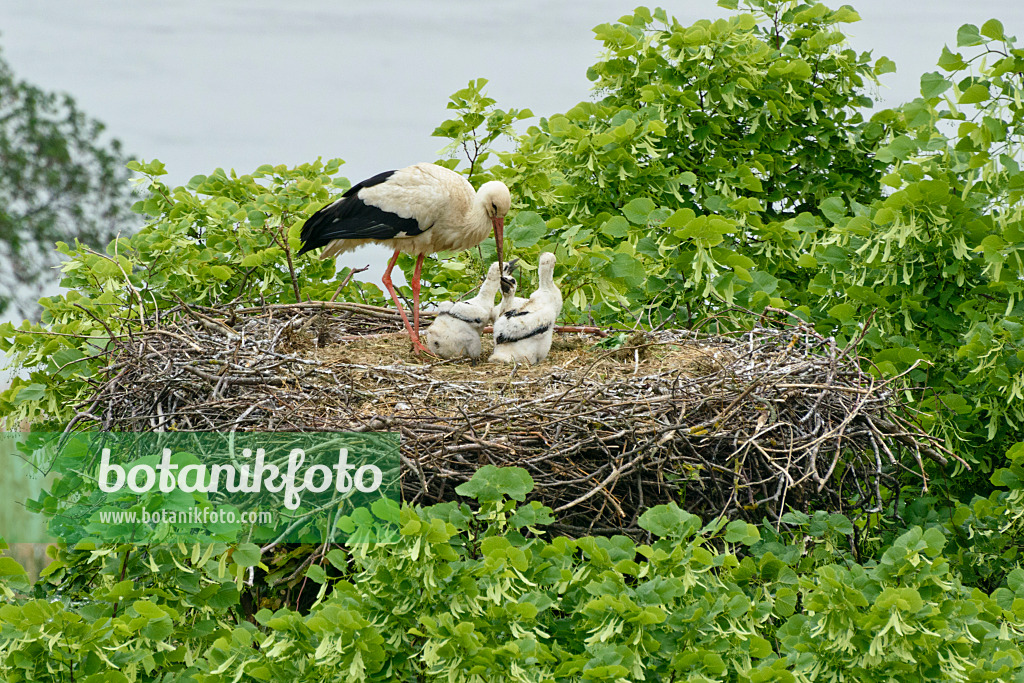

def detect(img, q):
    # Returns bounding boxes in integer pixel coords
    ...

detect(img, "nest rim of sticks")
[66,298,962,535]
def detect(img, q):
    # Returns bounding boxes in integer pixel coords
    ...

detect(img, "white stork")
[490,258,528,322]
[423,261,503,361]
[490,252,562,365]
[298,163,510,355]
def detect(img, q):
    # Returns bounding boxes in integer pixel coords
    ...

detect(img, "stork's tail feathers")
[297,207,336,256]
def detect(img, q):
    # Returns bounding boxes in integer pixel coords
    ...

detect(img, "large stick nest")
[71,300,958,535]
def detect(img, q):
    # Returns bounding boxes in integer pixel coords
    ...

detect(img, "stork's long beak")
[492,215,505,273]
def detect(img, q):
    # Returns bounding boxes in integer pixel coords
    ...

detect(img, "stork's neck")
[468,191,491,231]
[497,283,518,316]
[471,271,501,307]
[540,266,556,291]
[480,274,501,301]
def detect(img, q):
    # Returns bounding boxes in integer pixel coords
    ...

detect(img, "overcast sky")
[1,0,1023,297]
[4,1,1022,187]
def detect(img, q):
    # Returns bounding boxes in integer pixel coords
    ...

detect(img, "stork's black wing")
[297,170,426,255]
[495,322,551,345]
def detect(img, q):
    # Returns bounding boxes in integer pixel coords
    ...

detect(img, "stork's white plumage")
[298,163,510,355]
[490,259,529,323]
[423,262,502,361]
[490,252,562,365]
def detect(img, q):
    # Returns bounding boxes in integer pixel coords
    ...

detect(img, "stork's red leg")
[381,250,428,355]
[411,253,425,340]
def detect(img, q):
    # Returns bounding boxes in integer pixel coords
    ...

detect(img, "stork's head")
[484,261,502,282]
[538,251,556,272]
[478,181,511,269]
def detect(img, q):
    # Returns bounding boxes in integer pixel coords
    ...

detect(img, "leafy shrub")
[2,467,1023,681]
[424,0,1024,486]
[3,1,1024,677]
[0,158,385,429]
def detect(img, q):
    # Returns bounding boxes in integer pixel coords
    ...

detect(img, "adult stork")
[297,163,510,354]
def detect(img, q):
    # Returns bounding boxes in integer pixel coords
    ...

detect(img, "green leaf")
[84,673,129,683]
[232,543,262,568]
[959,84,991,105]
[675,216,734,246]
[937,46,967,72]
[819,197,846,224]
[0,557,28,577]
[724,520,760,545]
[141,615,174,641]
[606,253,646,287]
[829,303,856,323]
[455,465,534,503]
[601,216,630,238]
[104,579,139,600]
[548,115,572,137]
[874,56,896,75]
[956,23,983,47]
[748,634,772,658]
[509,211,548,248]
[883,135,916,161]
[623,197,657,225]
[920,72,952,99]
[781,511,809,525]
[307,564,327,584]
[49,348,87,378]
[207,584,240,609]
[830,6,860,22]
[132,600,166,619]
[663,209,695,229]
[874,207,897,225]
[786,59,813,80]
[703,653,726,675]
[922,527,947,555]
[210,265,233,281]
[326,549,348,570]
[13,383,46,404]
[638,503,701,539]
[980,19,1004,40]
[247,210,266,228]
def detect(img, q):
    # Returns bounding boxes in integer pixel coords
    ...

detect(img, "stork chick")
[490,252,562,365]
[424,262,502,361]
[491,258,528,323]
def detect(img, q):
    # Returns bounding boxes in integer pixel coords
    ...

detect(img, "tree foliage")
[426,0,1024,482]
[0,43,139,319]
[3,0,1024,677]
[0,157,395,429]
[2,467,1024,681]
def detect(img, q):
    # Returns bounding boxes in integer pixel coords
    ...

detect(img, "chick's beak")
[492,215,505,272]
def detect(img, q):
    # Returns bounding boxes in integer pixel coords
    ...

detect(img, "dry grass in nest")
[311,332,730,394]
[66,300,962,535]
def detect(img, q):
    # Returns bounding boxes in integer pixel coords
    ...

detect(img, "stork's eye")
[491,201,497,213]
